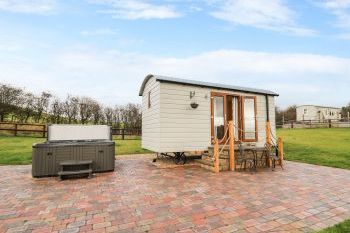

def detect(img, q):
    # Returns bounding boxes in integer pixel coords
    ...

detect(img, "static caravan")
[296,105,342,122]
[139,74,279,156]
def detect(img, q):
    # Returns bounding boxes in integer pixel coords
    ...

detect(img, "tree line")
[0,83,141,128]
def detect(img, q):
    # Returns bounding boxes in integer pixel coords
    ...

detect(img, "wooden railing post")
[228,121,235,171]
[122,128,125,140]
[266,121,272,167]
[42,125,46,138]
[213,138,219,173]
[266,121,271,145]
[278,137,284,169]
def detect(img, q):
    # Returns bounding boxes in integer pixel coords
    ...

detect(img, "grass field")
[278,128,350,170]
[317,219,350,233]
[0,136,150,165]
[1,128,350,169]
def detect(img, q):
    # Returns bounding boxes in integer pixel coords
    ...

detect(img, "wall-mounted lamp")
[190,91,195,99]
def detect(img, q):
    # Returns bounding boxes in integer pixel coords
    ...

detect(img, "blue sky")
[0,0,350,108]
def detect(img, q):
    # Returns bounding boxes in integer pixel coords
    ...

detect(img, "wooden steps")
[58,160,93,179]
[195,154,229,172]
[58,169,92,176]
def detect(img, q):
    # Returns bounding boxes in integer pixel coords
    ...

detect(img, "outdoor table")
[236,146,267,171]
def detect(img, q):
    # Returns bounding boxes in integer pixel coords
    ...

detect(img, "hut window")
[213,96,225,140]
[242,96,257,141]
[304,109,308,115]
[148,91,151,108]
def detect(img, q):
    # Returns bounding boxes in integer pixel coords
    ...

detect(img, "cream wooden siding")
[141,77,160,152]
[158,82,277,152]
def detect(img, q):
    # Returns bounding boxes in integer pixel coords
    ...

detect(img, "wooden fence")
[0,122,141,139]
[277,119,350,129]
[111,127,142,139]
[0,122,47,137]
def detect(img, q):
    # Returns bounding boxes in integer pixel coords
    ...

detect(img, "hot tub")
[32,125,115,178]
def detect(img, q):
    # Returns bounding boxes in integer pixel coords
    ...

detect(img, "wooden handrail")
[266,121,271,146]
[213,138,219,173]
[266,121,272,167]
[278,137,284,169]
[228,121,235,171]
[213,121,235,173]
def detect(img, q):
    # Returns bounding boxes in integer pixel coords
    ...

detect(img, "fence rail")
[110,127,142,139]
[0,122,141,139]
[0,122,47,137]
[277,119,350,129]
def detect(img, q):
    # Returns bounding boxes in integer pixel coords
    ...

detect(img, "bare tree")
[104,107,114,126]
[33,91,52,123]
[18,92,35,123]
[63,95,79,124]
[119,106,129,128]
[91,101,103,124]
[113,106,121,128]
[341,103,350,119]
[0,84,23,122]
[50,97,64,124]
[79,97,95,124]
[275,105,297,124]
[125,103,141,128]
[0,83,142,127]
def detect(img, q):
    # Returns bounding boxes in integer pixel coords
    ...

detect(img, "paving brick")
[92,222,111,229]
[0,158,349,233]
[67,221,85,229]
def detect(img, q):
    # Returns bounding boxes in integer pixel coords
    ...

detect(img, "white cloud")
[313,0,350,38]
[314,0,350,28]
[1,48,350,107]
[80,28,118,36]
[0,0,56,14]
[89,0,181,20]
[209,0,316,36]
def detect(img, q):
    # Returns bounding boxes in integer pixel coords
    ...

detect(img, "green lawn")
[114,138,150,155]
[278,128,350,170]
[0,136,150,165]
[317,219,350,233]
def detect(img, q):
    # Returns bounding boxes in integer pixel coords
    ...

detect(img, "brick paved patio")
[0,155,350,233]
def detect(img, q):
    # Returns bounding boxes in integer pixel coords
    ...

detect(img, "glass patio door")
[227,95,239,141]
[211,93,225,143]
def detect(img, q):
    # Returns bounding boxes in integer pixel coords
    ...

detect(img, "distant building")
[296,105,341,122]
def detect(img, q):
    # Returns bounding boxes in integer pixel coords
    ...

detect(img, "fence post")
[228,121,235,171]
[42,125,46,138]
[328,119,331,128]
[291,121,294,129]
[213,138,219,173]
[122,129,125,140]
[14,123,17,136]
